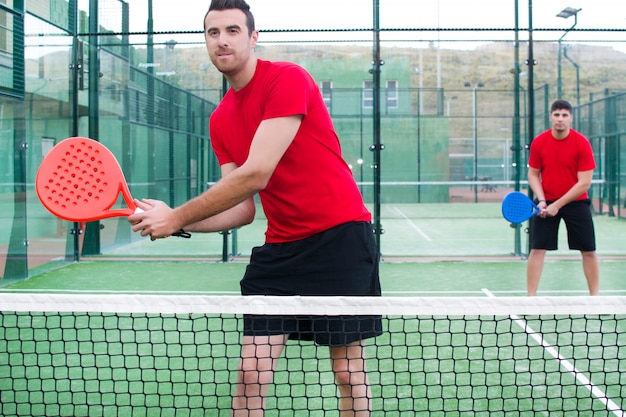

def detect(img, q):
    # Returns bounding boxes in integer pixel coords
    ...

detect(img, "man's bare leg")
[527,249,546,296]
[232,334,288,417]
[330,340,372,417]
[581,250,600,295]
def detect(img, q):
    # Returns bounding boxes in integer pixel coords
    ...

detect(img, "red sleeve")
[209,109,232,166]
[262,64,313,120]
[577,134,596,171]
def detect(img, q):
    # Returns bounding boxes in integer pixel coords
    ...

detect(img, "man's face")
[550,108,573,133]
[204,9,257,76]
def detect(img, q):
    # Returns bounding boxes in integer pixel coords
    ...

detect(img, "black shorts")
[530,199,596,251]
[241,221,383,346]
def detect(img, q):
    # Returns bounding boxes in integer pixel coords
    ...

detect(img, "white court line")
[482,288,625,417]
[0,289,240,295]
[391,206,432,242]
[383,290,488,295]
[486,289,626,295]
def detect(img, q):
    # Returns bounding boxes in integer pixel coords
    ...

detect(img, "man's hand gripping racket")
[501,191,543,224]
[36,137,190,238]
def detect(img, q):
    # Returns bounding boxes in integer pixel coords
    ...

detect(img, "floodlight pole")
[563,45,581,128]
[557,7,581,98]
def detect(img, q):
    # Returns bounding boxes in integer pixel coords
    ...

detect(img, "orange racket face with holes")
[36,137,137,222]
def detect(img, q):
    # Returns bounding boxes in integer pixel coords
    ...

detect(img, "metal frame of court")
[1,1,626,281]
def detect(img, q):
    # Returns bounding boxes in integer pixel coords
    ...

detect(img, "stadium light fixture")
[556,7,581,19]
[556,7,582,98]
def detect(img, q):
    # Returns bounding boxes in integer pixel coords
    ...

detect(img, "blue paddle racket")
[501,191,541,224]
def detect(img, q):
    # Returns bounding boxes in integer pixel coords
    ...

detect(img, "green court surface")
[1,258,625,296]
[18,203,623,262]
[1,260,625,417]
[2,206,626,416]
[3,308,619,416]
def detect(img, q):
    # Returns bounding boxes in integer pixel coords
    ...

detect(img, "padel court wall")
[1,0,626,279]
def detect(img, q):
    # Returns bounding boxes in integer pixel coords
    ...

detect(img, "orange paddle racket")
[36,137,190,237]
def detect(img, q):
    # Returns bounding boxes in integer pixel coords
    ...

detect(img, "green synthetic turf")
[1,296,621,416]
[2,259,626,296]
[2,259,625,416]
[37,204,626,260]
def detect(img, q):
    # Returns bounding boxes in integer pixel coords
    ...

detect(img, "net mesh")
[1,294,625,417]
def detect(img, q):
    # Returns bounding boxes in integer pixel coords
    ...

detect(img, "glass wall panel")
[1,0,625,278]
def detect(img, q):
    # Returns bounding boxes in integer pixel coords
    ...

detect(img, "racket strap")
[172,229,191,238]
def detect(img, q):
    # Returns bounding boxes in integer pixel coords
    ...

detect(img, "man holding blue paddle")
[526,99,599,296]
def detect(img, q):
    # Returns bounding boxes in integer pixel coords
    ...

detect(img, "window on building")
[363,80,373,109]
[320,80,332,111]
[387,80,398,108]
[41,137,55,158]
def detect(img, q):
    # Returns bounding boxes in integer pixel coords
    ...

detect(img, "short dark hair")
[204,0,255,34]
[550,99,573,114]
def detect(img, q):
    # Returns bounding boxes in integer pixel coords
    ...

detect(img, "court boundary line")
[390,206,432,242]
[3,289,626,296]
[483,288,625,417]
[0,288,241,295]
[74,255,626,263]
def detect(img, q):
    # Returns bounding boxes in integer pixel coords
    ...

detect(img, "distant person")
[526,99,599,296]
[129,0,382,415]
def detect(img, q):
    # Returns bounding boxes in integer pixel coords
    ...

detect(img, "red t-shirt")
[210,60,371,243]
[528,128,596,201]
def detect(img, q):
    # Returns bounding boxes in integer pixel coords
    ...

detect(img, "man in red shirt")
[130,0,381,415]
[527,99,599,296]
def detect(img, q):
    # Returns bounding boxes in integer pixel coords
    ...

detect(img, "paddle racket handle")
[132,208,191,238]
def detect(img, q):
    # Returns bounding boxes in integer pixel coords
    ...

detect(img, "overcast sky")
[127,0,626,51]
[26,1,625,55]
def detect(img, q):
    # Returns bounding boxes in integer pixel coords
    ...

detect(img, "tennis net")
[1,294,625,417]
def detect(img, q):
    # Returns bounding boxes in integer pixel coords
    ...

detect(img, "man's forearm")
[184,198,256,233]
[553,181,590,209]
[173,167,264,230]
[527,171,544,201]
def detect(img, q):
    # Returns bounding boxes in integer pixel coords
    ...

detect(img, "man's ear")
[250,30,259,49]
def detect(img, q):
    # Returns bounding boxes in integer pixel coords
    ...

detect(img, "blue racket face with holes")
[501,191,541,224]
